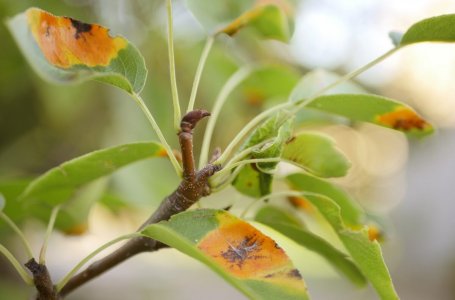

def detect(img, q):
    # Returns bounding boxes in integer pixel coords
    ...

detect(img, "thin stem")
[214,102,295,165]
[56,232,142,292]
[210,163,245,193]
[212,157,282,182]
[0,243,33,285]
[215,48,399,165]
[166,0,181,131]
[132,93,182,175]
[240,191,303,218]
[199,67,255,169]
[295,48,398,109]
[0,212,34,259]
[187,36,215,113]
[39,205,61,264]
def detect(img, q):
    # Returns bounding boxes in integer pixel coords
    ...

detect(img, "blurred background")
[1,0,455,299]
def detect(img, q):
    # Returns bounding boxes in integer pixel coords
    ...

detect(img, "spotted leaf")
[6,8,147,94]
[287,174,399,300]
[142,209,309,300]
[306,94,433,137]
[254,205,367,287]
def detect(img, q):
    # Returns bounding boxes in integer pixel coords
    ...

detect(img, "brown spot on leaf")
[221,235,265,269]
[287,269,302,279]
[376,107,430,131]
[64,223,88,235]
[27,8,127,68]
[288,196,313,213]
[367,225,383,242]
[285,136,296,144]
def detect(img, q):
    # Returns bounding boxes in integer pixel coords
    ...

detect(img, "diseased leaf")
[233,113,293,198]
[282,132,351,178]
[306,94,434,137]
[6,8,147,94]
[399,14,455,46]
[219,4,290,42]
[142,209,309,300]
[287,174,399,300]
[255,206,367,287]
[20,142,165,201]
[286,173,363,227]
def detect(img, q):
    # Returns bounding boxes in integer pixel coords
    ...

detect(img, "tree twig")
[58,110,219,298]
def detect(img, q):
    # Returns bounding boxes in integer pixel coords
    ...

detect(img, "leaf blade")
[306,94,433,137]
[142,209,309,300]
[287,174,399,300]
[399,14,455,46]
[6,8,147,94]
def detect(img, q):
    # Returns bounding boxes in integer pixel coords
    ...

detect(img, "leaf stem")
[212,157,282,182]
[214,102,294,165]
[199,67,254,168]
[215,48,399,165]
[166,0,181,131]
[0,212,34,260]
[132,93,182,175]
[0,243,34,285]
[39,205,61,264]
[56,232,142,292]
[187,36,215,113]
[295,48,398,109]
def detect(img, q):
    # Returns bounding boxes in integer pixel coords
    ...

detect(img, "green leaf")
[99,193,130,214]
[287,174,398,300]
[6,8,147,94]
[255,206,367,287]
[306,94,434,137]
[219,5,291,42]
[233,113,293,197]
[142,209,309,300]
[254,205,303,228]
[399,14,455,46]
[286,173,363,227]
[20,142,165,201]
[282,132,351,178]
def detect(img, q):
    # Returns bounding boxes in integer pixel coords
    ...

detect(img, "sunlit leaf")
[306,94,434,137]
[20,142,165,201]
[142,209,309,300]
[282,132,351,178]
[6,8,147,94]
[286,173,363,227]
[399,14,455,46]
[219,4,290,42]
[255,206,367,286]
[287,174,399,300]
[233,113,293,197]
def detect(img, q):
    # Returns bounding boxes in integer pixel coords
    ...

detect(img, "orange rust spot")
[376,107,430,131]
[197,213,291,279]
[64,223,88,235]
[157,148,168,158]
[367,225,383,242]
[27,8,127,68]
[288,196,313,213]
[244,89,265,106]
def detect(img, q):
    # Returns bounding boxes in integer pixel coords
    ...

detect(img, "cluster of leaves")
[2,1,455,299]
